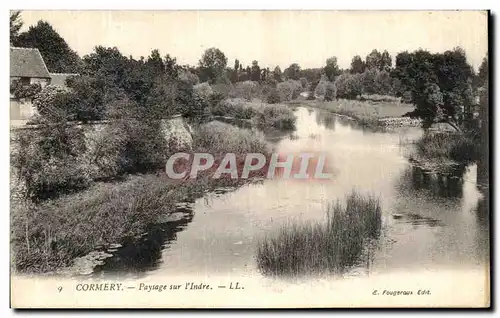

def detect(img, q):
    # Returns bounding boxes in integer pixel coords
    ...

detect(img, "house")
[10,47,51,87]
[10,47,52,124]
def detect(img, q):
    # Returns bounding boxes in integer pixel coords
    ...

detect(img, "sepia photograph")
[9,9,490,308]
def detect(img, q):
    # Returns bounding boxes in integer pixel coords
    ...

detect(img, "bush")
[266,88,281,104]
[229,81,261,101]
[314,80,327,98]
[299,77,308,89]
[11,114,91,202]
[65,75,107,122]
[254,104,297,130]
[178,69,199,86]
[277,81,293,101]
[413,132,479,164]
[324,82,337,101]
[256,190,382,277]
[211,83,233,99]
[193,82,213,102]
[335,73,363,99]
[10,81,42,101]
[276,80,302,101]
[32,85,69,117]
[107,99,171,174]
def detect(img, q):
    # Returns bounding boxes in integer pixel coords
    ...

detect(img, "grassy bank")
[256,191,382,277]
[11,122,270,273]
[212,98,296,130]
[297,99,415,128]
[409,131,479,168]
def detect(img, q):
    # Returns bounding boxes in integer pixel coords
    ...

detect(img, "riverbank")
[292,99,416,129]
[10,121,273,274]
[405,130,480,174]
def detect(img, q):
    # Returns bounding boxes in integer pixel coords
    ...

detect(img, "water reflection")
[397,165,466,199]
[90,106,489,279]
[315,111,336,130]
[92,202,196,279]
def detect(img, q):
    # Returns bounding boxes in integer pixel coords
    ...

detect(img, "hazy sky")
[19,10,488,71]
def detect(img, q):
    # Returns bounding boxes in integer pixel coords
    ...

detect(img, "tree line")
[10,11,488,128]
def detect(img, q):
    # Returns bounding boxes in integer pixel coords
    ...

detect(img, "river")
[92,106,489,286]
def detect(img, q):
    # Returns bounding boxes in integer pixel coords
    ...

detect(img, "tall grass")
[412,132,479,164]
[212,99,296,130]
[256,191,382,277]
[192,121,269,154]
[12,122,272,273]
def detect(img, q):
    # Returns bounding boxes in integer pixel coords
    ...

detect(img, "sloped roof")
[50,73,79,86]
[10,47,51,78]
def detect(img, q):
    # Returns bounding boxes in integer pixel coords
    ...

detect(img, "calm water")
[94,107,489,280]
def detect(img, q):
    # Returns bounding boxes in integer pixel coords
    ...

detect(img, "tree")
[477,56,488,89]
[335,73,363,99]
[198,47,228,83]
[164,54,179,79]
[361,68,378,94]
[83,46,128,88]
[251,60,261,82]
[145,49,165,79]
[350,55,365,74]
[65,75,107,122]
[273,66,283,82]
[324,82,337,101]
[284,63,301,80]
[231,59,240,83]
[14,20,82,73]
[365,49,383,70]
[381,50,392,72]
[10,11,23,44]
[299,68,322,84]
[393,47,474,129]
[324,57,341,81]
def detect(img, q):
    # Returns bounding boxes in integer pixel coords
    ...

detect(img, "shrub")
[103,98,171,174]
[413,132,479,164]
[314,80,327,98]
[211,83,233,99]
[256,190,382,277]
[178,69,199,86]
[277,81,293,101]
[299,77,308,89]
[32,85,69,117]
[267,88,281,104]
[254,104,297,130]
[229,81,261,101]
[11,113,91,202]
[324,82,337,101]
[276,80,302,101]
[335,73,363,99]
[65,75,107,122]
[10,81,42,101]
[193,82,214,102]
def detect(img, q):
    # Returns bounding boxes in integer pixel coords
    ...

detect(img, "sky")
[19,10,489,71]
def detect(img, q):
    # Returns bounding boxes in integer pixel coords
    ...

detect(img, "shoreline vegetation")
[291,98,417,129]
[11,122,272,274]
[9,12,488,277]
[256,190,382,278]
